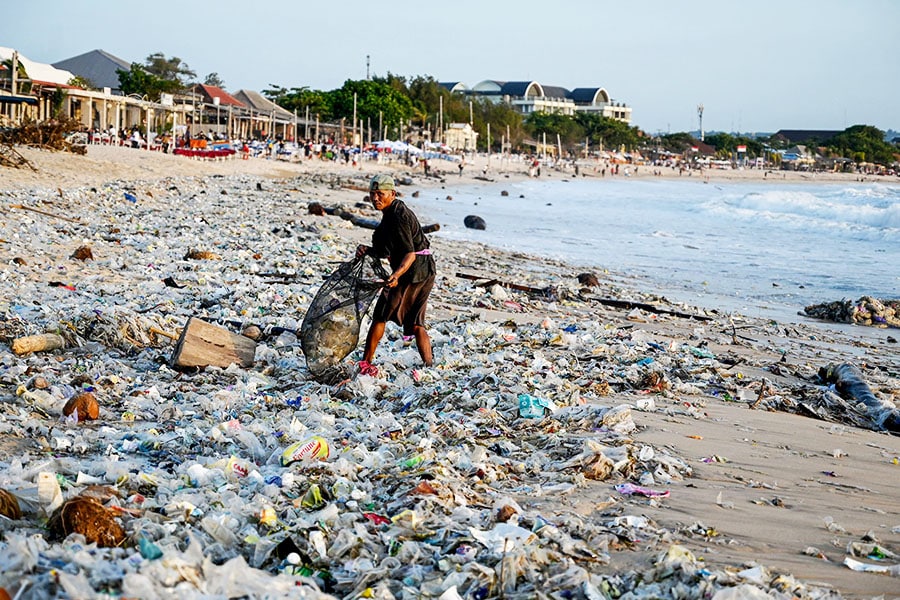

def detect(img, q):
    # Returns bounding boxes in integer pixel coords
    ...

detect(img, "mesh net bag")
[300,254,389,375]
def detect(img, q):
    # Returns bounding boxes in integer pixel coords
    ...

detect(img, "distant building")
[53,49,131,94]
[233,89,303,140]
[191,84,245,109]
[440,79,631,123]
[233,89,295,121]
[771,130,841,145]
[443,123,478,151]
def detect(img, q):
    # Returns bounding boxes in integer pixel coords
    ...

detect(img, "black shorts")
[372,275,435,336]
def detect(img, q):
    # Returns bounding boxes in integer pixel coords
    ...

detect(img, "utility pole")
[697,104,704,142]
[366,55,370,80]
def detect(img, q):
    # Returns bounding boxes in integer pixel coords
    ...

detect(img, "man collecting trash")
[355,174,436,375]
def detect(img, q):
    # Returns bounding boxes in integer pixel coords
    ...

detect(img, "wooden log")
[11,333,66,355]
[456,272,552,296]
[323,206,438,233]
[170,317,256,369]
[585,296,713,322]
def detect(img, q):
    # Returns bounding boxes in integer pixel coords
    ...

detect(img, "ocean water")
[409,177,900,323]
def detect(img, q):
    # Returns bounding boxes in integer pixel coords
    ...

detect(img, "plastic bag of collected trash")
[820,363,900,433]
[300,255,389,375]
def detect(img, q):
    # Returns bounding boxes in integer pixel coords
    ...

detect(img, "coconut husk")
[62,392,100,422]
[0,488,22,520]
[497,504,518,523]
[48,496,126,547]
[640,371,669,391]
[71,245,94,261]
[241,325,263,340]
[30,376,51,390]
[583,452,615,481]
[184,249,221,260]
[577,272,600,287]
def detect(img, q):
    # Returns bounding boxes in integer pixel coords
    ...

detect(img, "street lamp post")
[697,104,704,142]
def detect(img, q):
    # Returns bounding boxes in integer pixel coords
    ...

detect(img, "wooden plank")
[170,317,256,369]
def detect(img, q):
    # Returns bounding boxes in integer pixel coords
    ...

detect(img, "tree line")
[110,53,899,165]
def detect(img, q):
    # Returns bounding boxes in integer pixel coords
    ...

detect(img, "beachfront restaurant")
[1,47,189,145]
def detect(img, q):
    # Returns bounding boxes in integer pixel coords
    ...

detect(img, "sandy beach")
[1,146,898,599]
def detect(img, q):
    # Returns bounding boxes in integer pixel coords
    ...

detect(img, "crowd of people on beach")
[73,122,899,184]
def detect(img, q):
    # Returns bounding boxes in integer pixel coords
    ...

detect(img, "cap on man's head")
[369,174,395,192]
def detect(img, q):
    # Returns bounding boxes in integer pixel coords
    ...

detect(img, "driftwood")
[456,272,555,297]
[0,118,86,154]
[340,184,370,193]
[149,326,179,341]
[0,143,37,171]
[9,203,82,224]
[11,333,66,355]
[170,317,257,369]
[585,296,713,322]
[323,205,439,232]
[457,272,713,320]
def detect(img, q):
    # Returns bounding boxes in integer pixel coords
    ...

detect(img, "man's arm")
[385,251,417,288]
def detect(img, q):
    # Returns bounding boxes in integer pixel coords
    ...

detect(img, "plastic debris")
[280,435,330,466]
[615,482,671,498]
[517,393,557,418]
[820,363,900,432]
[843,556,900,576]
[804,296,900,328]
[0,173,881,599]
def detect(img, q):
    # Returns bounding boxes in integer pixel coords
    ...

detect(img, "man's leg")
[413,325,433,367]
[363,321,386,364]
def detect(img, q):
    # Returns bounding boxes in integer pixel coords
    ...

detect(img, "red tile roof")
[193,84,246,107]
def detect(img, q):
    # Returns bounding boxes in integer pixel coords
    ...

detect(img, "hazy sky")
[3,0,897,134]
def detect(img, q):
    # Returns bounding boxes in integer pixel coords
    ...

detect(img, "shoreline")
[1,146,898,598]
